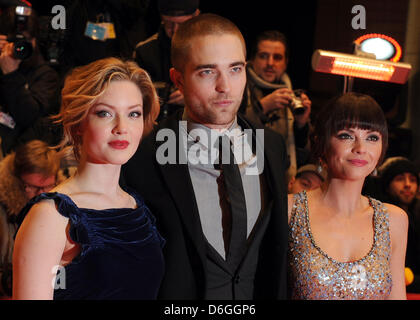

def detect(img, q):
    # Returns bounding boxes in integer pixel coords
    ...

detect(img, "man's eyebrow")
[194,61,245,71]
[230,61,246,67]
[194,64,216,71]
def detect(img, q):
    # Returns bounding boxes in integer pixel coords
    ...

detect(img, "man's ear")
[170,67,184,93]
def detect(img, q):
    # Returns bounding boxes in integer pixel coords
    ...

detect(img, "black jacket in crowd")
[134,25,172,84]
[0,52,59,155]
[134,26,184,120]
[404,199,420,293]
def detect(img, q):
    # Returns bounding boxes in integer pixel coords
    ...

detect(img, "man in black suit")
[122,13,288,299]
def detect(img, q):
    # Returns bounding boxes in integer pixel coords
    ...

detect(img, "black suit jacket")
[122,111,289,299]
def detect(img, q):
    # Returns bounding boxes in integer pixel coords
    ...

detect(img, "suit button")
[234,275,240,284]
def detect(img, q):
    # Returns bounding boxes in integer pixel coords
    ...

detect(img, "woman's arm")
[385,203,409,300]
[13,200,68,300]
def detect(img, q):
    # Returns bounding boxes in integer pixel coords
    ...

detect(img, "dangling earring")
[317,159,323,174]
[371,167,378,176]
[317,164,323,174]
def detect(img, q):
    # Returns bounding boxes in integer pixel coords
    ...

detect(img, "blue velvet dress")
[17,189,165,300]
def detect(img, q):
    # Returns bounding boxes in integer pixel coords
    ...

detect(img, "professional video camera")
[0,1,34,60]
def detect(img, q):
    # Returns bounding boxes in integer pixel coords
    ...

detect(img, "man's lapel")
[156,113,207,259]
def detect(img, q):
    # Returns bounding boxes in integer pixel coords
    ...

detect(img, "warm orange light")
[312,50,411,84]
[354,33,402,62]
[332,59,395,81]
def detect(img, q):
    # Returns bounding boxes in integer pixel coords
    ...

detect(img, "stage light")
[354,33,402,62]
[312,49,411,84]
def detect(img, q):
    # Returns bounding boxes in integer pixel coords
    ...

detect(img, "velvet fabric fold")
[16,189,165,300]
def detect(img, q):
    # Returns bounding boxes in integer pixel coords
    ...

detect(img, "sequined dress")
[288,191,392,300]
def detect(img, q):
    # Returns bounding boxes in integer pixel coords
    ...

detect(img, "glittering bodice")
[288,191,392,300]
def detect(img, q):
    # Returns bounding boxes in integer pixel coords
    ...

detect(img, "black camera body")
[7,33,32,60]
[1,5,33,60]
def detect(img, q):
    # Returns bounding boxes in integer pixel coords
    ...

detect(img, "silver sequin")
[288,191,392,300]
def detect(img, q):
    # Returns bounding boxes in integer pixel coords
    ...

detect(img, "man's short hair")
[250,30,289,61]
[171,13,246,71]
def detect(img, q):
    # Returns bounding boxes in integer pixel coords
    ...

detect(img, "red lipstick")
[108,140,129,149]
[349,159,368,166]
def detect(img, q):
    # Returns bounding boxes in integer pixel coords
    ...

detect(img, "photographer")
[0,4,59,156]
[240,30,312,178]
[133,0,200,121]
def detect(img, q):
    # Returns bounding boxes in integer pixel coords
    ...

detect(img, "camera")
[3,5,33,60]
[7,34,32,60]
[290,89,307,115]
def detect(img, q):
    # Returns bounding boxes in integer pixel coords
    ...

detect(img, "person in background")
[377,157,420,293]
[288,163,326,194]
[123,13,289,299]
[240,30,312,178]
[0,5,60,155]
[288,92,408,300]
[134,0,200,120]
[13,57,164,300]
[0,139,63,298]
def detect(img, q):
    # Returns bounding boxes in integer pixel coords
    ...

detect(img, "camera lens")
[13,39,32,60]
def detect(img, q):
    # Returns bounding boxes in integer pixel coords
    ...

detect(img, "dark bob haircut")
[311,92,388,165]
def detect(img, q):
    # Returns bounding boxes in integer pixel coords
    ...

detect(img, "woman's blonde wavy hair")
[53,57,160,161]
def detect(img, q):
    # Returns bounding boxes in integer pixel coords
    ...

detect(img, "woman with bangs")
[12,57,165,300]
[288,92,408,300]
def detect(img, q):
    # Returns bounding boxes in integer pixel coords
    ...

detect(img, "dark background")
[29,0,409,105]
[29,0,318,91]
[29,0,413,157]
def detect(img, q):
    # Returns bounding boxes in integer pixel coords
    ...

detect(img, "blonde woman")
[13,57,164,300]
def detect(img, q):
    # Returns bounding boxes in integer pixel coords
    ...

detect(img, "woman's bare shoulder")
[382,202,408,218]
[14,198,69,257]
[382,202,409,233]
[21,198,68,227]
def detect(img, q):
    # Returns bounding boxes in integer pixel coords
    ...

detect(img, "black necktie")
[215,135,248,265]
